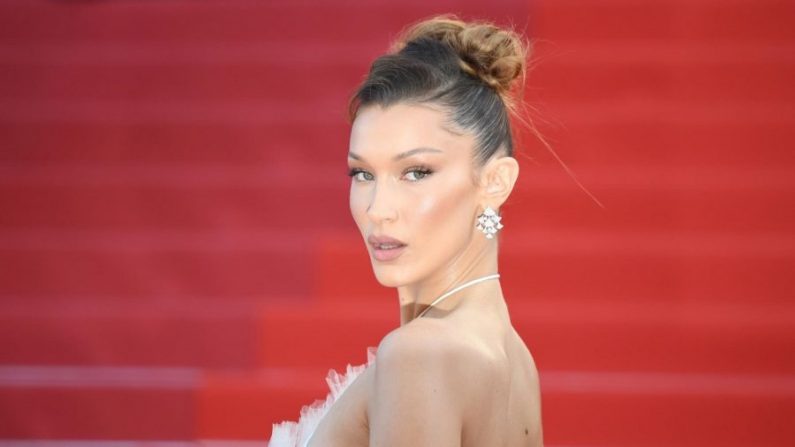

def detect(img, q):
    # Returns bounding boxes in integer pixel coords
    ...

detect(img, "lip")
[368,234,406,247]
[368,234,407,262]
[371,244,407,262]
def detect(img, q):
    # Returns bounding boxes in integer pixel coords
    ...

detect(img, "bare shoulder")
[369,319,503,415]
[366,319,505,445]
[377,318,501,375]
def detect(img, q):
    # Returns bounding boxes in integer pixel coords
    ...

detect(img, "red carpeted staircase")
[0,0,793,445]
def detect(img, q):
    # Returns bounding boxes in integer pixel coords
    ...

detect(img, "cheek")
[413,183,473,234]
[348,185,370,234]
[349,188,367,226]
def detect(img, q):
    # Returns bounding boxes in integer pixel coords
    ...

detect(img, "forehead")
[349,103,473,161]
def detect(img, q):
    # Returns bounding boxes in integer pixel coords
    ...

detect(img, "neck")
[396,232,501,325]
[398,269,503,325]
[399,276,506,325]
[416,273,500,317]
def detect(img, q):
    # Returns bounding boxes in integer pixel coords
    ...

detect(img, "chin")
[370,264,414,288]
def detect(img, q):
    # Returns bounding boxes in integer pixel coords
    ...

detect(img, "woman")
[271,13,542,447]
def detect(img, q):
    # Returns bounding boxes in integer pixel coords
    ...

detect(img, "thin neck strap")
[417,273,500,319]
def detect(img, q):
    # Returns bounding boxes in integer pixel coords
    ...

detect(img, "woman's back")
[447,298,543,447]
[305,299,542,447]
[480,325,543,447]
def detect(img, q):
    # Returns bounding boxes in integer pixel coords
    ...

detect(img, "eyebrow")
[347,147,444,162]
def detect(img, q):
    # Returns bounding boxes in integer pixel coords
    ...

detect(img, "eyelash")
[347,165,434,183]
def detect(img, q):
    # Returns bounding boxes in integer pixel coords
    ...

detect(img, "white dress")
[269,346,378,447]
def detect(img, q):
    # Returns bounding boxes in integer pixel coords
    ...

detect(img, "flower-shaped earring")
[476,206,503,239]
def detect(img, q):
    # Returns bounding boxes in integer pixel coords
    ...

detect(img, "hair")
[347,14,529,180]
[347,13,605,208]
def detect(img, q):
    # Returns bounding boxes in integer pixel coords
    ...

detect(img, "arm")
[367,328,472,447]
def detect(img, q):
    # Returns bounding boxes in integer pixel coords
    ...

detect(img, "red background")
[0,0,793,445]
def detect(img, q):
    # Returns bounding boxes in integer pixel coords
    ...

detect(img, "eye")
[404,166,434,182]
[346,166,434,183]
[347,168,372,182]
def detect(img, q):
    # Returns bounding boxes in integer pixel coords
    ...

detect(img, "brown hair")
[347,14,529,172]
[347,13,604,207]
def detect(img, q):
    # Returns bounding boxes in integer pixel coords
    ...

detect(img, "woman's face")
[348,102,484,287]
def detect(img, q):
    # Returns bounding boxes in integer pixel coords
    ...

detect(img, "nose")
[366,181,398,223]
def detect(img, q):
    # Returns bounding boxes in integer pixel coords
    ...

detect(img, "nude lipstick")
[368,234,407,262]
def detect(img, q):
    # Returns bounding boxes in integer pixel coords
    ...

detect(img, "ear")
[478,155,520,209]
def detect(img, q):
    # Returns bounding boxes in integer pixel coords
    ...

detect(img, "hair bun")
[390,14,529,99]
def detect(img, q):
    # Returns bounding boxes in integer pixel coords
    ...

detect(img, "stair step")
[1,297,791,374]
[0,380,196,439]
[530,49,795,103]
[0,180,353,231]
[540,379,795,446]
[533,0,795,41]
[1,363,792,443]
[0,0,527,43]
[521,117,795,167]
[0,57,369,103]
[1,45,792,103]
[0,234,314,297]
[512,300,795,374]
[0,299,268,368]
[0,122,349,165]
[0,363,318,440]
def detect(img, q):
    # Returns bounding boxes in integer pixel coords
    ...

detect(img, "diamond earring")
[476,206,503,239]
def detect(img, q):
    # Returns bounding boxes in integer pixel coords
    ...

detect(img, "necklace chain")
[416,273,501,319]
